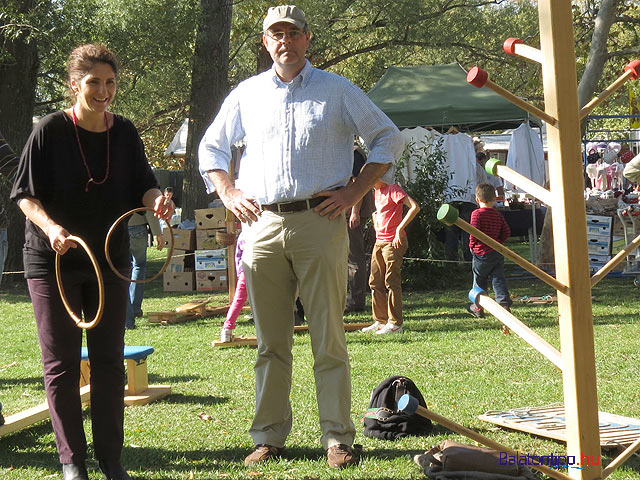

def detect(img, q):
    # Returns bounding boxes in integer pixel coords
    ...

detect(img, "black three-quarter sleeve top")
[10,111,159,278]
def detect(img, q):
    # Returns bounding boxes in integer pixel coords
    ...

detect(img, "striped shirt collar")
[270,59,313,88]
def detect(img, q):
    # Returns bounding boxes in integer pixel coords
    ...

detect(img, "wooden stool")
[80,345,171,406]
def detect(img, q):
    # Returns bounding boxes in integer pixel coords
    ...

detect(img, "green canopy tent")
[367,63,541,131]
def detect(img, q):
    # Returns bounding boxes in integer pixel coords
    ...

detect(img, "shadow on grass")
[0,375,43,387]
[147,373,201,384]
[163,392,228,406]
[1,443,425,479]
[0,450,58,471]
[6,442,640,480]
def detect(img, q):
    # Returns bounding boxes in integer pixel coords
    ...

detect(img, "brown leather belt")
[261,196,325,213]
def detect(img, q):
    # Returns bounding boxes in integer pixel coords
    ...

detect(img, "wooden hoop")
[105,207,174,283]
[55,235,104,330]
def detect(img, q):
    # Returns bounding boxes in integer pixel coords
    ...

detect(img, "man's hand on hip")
[207,169,261,223]
[314,162,390,221]
[221,187,261,223]
[313,187,359,220]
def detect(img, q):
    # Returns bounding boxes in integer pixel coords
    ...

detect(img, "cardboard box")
[588,254,610,273]
[163,228,195,251]
[166,249,195,273]
[611,235,625,255]
[195,208,226,229]
[195,228,225,250]
[196,270,228,292]
[586,214,613,228]
[163,272,195,292]
[587,237,610,255]
[195,249,227,270]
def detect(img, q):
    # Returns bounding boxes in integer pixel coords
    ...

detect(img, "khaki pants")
[243,209,355,449]
[369,240,407,326]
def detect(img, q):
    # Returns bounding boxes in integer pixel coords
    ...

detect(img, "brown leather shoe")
[244,444,282,466]
[326,443,361,469]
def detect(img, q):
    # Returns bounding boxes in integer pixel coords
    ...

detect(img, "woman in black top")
[10,44,174,480]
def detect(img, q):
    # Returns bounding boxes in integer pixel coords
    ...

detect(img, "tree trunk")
[182,0,232,220]
[0,0,39,275]
[257,42,272,74]
[538,0,620,266]
[576,0,619,109]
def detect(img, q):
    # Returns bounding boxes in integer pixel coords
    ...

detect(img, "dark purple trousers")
[27,268,128,465]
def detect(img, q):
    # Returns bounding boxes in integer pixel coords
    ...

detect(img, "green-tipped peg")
[485,157,502,176]
[437,204,459,225]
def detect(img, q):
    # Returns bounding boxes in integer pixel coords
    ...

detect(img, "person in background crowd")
[466,183,512,333]
[219,231,247,342]
[362,179,419,334]
[10,44,174,480]
[125,210,164,329]
[198,4,403,469]
[345,142,375,313]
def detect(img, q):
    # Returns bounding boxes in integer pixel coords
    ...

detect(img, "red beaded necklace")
[72,106,110,192]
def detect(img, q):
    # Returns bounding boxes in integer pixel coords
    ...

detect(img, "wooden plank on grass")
[212,336,258,348]
[0,385,91,437]
[175,298,210,314]
[148,311,198,324]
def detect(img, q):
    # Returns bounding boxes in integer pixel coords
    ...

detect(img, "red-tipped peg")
[467,66,488,88]
[625,60,640,80]
[503,38,522,56]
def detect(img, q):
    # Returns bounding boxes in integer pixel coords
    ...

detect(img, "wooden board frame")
[538,3,601,478]
[480,405,640,448]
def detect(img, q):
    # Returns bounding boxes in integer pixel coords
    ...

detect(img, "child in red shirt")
[467,183,512,319]
[362,181,420,334]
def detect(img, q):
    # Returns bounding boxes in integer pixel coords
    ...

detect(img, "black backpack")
[363,375,433,440]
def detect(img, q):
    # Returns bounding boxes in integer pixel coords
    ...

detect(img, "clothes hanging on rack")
[505,123,546,192]
[611,162,625,190]
[399,127,442,184]
[596,162,610,190]
[443,132,478,204]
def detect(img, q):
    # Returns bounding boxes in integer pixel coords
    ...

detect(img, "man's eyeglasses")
[266,30,305,42]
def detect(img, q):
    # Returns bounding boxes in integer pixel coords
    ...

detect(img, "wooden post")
[226,154,238,303]
[591,232,640,287]
[474,292,562,369]
[126,359,149,396]
[601,436,640,478]
[503,38,543,64]
[467,66,558,126]
[538,2,601,478]
[226,213,237,304]
[579,60,640,119]
[485,158,554,207]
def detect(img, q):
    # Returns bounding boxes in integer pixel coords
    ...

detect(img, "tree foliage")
[8,1,639,170]
[395,138,459,260]
[3,0,640,272]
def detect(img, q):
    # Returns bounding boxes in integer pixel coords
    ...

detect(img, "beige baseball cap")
[263,5,307,31]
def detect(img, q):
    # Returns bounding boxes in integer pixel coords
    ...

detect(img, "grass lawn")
[2,247,640,479]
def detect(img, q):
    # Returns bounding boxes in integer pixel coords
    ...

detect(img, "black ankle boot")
[98,460,131,480]
[62,463,89,480]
